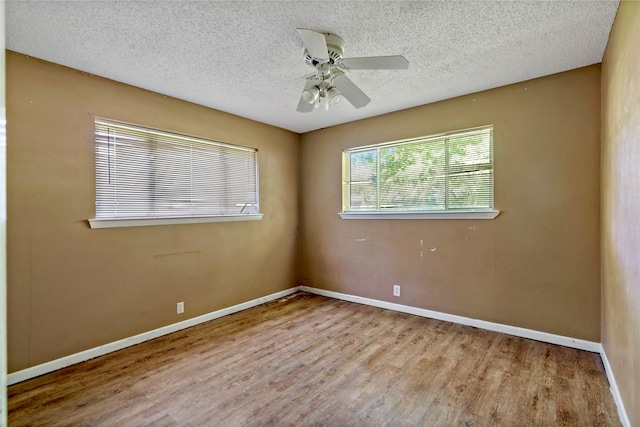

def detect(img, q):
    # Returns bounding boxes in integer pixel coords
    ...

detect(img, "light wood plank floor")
[9,293,620,426]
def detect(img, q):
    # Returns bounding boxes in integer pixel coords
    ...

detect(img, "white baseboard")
[599,346,631,427]
[7,287,301,386]
[299,286,601,352]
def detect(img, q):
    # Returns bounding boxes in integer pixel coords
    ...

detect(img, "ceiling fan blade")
[333,74,371,109]
[341,55,409,70]
[296,80,316,113]
[297,28,329,61]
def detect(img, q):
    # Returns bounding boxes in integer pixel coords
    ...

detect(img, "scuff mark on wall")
[354,237,370,242]
[153,250,201,260]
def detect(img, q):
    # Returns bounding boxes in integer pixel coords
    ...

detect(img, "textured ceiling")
[6,1,619,134]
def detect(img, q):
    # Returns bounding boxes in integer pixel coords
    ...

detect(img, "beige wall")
[300,66,602,341]
[6,52,299,372]
[601,1,640,425]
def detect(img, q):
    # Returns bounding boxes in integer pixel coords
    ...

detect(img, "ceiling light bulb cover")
[314,95,330,111]
[327,87,342,106]
[301,86,320,104]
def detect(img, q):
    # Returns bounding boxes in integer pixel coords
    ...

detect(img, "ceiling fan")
[296,29,409,113]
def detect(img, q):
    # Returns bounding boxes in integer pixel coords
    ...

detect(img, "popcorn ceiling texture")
[5,1,618,133]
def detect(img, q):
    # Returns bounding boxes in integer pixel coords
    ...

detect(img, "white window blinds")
[343,126,493,213]
[95,119,259,219]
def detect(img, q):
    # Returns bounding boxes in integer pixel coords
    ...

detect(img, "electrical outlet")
[393,285,401,297]
[177,301,184,314]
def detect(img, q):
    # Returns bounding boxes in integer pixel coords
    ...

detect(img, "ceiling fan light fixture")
[296,29,408,113]
[327,87,342,106]
[301,86,320,104]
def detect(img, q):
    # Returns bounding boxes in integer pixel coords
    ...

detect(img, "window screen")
[95,119,259,219]
[343,126,493,213]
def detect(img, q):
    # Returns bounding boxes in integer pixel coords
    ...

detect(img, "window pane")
[447,128,492,209]
[110,135,154,217]
[448,170,493,209]
[153,140,192,216]
[349,150,377,211]
[379,141,446,211]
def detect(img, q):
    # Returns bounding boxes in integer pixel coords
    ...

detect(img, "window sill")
[88,214,264,229]
[338,210,500,220]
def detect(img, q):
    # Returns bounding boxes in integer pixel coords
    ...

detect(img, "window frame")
[340,126,500,220]
[88,118,263,229]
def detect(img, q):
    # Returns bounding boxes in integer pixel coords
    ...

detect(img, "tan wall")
[601,1,640,425]
[5,48,607,376]
[300,66,601,341]
[6,52,299,373]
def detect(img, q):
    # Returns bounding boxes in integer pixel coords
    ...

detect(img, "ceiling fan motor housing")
[303,33,345,67]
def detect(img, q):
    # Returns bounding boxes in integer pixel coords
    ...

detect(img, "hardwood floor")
[8,293,620,426]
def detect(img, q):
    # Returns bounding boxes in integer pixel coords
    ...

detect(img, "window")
[341,126,498,219]
[89,119,261,228]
